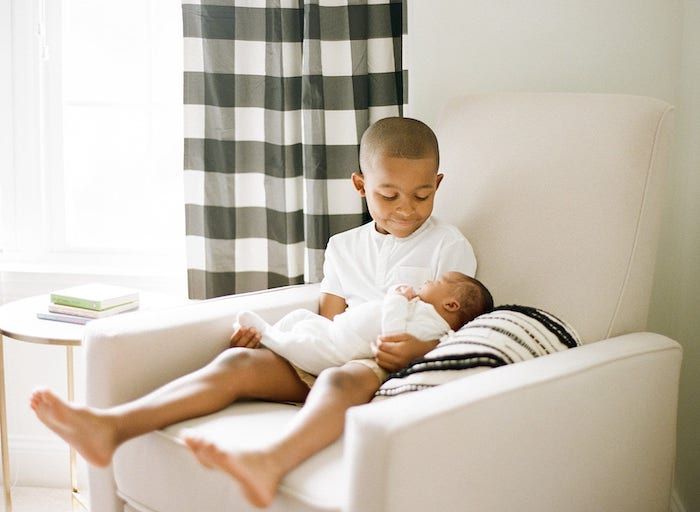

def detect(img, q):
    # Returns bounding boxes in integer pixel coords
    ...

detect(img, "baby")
[234,271,493,376]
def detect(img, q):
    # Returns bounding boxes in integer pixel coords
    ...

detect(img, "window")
[0,0,186,277]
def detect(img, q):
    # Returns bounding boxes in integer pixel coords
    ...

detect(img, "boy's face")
[352,155,443,238]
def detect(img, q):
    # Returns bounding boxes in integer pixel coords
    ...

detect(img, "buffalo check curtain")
[183,0,408,299]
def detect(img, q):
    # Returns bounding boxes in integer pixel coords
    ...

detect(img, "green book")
[50,284,140,311]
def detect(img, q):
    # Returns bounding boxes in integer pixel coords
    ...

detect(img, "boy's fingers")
[377,339,404,355]
[376,358,400,372]
[231,327,259,347]
[379,333,411,343]
[245,333,262,349]
[375,350,401,370]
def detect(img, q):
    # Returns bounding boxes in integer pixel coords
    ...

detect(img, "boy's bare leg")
[30,347,310,467]
[185,362,379,508]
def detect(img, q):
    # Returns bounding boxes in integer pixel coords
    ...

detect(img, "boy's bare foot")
[184,434,282,508]
[29,388,118,467]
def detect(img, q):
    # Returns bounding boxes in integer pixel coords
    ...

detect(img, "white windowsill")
[0,249,187,278]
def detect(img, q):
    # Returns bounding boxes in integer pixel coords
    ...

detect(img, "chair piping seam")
[606,105,675,338]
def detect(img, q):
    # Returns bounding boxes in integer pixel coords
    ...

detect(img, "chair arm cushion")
[84,283,320,408]
[344,332,682,512]
[84,283,319,512]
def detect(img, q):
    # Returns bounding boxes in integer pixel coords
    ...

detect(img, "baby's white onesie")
[235,291,452,375]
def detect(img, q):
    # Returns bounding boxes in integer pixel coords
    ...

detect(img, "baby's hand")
[229,325,262,349]
[394,284,417,300]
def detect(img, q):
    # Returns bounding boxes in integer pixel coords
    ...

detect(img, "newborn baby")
[234,271,493,376]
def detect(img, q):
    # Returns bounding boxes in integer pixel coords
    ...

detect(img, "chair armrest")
[85,283,320,512]
[84,283,320,408]
[344,332,682,512]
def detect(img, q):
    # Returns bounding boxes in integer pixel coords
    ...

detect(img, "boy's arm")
[373,333,439,373]
[319,292,348,320]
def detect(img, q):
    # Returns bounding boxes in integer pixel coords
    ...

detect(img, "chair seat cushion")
[113,401,345,512]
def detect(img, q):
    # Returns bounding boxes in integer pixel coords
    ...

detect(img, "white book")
[50,283,140,311]
[37,311,92,325]
[48,300,139,319]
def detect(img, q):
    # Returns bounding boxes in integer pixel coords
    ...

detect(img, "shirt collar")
[369,217,434,243]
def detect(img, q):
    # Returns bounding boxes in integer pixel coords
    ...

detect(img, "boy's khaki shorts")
[292,359,389,389]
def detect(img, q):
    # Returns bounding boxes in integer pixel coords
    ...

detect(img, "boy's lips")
[391,218,418,226]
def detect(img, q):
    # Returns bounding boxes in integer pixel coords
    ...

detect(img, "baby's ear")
[443,298,460,312]
[351,172,366,196]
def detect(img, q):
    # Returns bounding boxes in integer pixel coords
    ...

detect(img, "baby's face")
[417,275,458,308]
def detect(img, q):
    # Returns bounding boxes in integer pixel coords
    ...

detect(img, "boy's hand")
[372,333,438,372]
[229,326,262,349]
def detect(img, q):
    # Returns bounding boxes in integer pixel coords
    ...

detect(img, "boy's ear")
[435,173,444,190]
[351,172,366,197]
[443,298,460,312]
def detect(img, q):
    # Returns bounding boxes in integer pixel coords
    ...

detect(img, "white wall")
[408,0,680,124]
[407,1,697,510]
[649,3,700,511]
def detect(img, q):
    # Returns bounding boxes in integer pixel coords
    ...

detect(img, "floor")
[0,487,87,512]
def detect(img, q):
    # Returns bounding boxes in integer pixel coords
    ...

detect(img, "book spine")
[37,313,90,325]
[49,303,101,318]
[51,295,102,310]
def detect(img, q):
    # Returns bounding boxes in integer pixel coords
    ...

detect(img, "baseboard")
[1,435,87,488]
[671,487,687,512]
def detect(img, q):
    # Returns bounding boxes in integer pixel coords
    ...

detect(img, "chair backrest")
[434,93,674,343]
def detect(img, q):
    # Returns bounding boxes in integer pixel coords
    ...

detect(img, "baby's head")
[352,117,443,238]
[417,271,493,331]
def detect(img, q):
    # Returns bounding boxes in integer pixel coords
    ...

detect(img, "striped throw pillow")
[374,305,581,399]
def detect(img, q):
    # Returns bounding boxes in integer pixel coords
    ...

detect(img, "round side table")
[0,292,185,511]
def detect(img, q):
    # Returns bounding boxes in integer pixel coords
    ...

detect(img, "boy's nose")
[396,201,415,215]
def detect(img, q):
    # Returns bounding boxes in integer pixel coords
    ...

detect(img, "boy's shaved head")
[359,117,440,172]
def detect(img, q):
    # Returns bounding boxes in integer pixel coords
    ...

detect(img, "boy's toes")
[30,388,51,409]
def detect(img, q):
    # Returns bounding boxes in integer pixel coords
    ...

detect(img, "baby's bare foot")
[184,434,282,508]
[30,388,118,467]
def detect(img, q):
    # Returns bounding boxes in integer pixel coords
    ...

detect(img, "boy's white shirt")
[320,217,477,309]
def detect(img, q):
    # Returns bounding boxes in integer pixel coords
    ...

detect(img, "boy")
[30,117,477,508]
[234,271,492,380]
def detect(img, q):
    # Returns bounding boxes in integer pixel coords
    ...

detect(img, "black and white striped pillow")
[374,305,581,399]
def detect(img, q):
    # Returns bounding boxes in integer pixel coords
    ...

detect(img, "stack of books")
[37,284,140,325]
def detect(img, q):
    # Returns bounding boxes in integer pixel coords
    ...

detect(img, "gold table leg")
[67,346,77,493]
[66,346,87,510]
[0,337,12,512]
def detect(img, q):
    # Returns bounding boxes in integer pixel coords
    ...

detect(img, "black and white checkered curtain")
[182,0,407,299]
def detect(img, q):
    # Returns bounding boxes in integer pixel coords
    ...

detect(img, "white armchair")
[85,93,681,512]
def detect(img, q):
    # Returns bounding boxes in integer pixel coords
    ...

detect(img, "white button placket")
[375,235,394,287]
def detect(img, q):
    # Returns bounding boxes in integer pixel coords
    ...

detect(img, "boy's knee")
[317,366,372,395]
[212,347,257,371]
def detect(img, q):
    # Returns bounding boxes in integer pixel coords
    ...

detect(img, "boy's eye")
[379,194,398,201]
[415,195,430,201]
